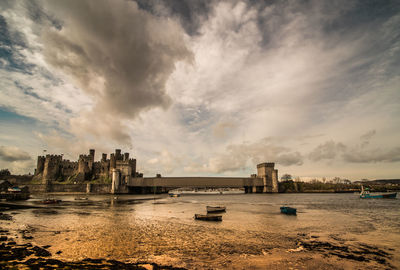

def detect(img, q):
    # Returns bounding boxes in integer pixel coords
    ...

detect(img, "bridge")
[112,162,279,194]
[126,176,265,193]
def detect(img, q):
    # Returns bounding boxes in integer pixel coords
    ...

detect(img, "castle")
[34,149,139,184]
[32,149,278,194]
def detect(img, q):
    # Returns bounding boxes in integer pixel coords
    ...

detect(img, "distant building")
[33,149,139,184]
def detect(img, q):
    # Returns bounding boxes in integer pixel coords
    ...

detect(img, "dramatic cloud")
[0,0,399,179]
[42,0,192,115]
[308,141,347,161]
[0,145,31,162]
[39,0,192,143]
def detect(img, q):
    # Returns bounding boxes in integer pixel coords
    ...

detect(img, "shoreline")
[1,209,396,269]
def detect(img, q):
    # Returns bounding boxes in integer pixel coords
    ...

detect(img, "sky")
[0,0,399,180]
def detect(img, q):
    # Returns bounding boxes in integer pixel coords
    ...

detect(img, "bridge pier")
[244,186,264,193]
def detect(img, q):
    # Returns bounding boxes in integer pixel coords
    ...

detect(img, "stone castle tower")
[34,149,138,183]
[257,162,278,193]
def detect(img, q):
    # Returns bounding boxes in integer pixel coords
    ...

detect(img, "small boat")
[206,206,226,213]
[359,186,397,199]
[42,199,62,204]
[168,193,180,197]
[194,214,222,221]
[74,197,88,200]
[280,206,297,215]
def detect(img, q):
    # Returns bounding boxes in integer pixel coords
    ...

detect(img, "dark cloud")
[135,0,213,35]
[343,147,400,163]
[309,138,400,164]
[0,146,31,162]
[308,140,346,161]
[42,0,192,118]
[38,0,192,144]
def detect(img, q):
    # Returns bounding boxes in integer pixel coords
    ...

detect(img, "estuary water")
[2,193,400,269]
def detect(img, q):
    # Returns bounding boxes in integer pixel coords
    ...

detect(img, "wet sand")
[0,194,398,269]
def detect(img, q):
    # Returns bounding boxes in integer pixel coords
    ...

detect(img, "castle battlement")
[45,154,63,159]
[257,162,275,168]
[34,149,138,183]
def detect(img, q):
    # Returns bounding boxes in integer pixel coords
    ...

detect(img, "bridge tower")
[257,163,278,193]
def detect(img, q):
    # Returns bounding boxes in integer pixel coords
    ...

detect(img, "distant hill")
[354,179,400,185]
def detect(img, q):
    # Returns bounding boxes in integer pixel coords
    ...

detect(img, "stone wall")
[24,184,113,194]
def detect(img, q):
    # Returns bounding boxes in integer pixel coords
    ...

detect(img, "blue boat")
[280,206,297,215]
[360,186,397,199]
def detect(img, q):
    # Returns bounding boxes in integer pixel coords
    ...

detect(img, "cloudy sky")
[0,0,399,180]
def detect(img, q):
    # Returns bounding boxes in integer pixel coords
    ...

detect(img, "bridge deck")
[128,177,264,188]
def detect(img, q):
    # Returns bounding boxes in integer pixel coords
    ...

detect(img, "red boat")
[42,199,62,204]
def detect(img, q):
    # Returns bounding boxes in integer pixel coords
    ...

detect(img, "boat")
[206,206,226,213]
[2,186,30,201]
[168,193,180,197]
[359,186,397,199]
[42,199,62,204]
[280,206,297,215]
[74,197,88,200]
[194,214,222,221]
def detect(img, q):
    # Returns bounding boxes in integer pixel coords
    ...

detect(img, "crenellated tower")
[257,162,278,193]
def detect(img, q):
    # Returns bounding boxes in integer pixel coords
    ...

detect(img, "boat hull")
[280,206,297,215]
[206,206,226,213]
[194,214,222,221]
[360,192,397,199]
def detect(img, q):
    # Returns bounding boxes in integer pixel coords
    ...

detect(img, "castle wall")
[35,149,137,184]
[61,160,78,178]
[36,156,45,175]
[43,155,62,183]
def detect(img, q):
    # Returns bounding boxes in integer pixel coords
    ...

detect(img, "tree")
[281,174,292,181]
[332,177,342,184]
[0,169,11,177]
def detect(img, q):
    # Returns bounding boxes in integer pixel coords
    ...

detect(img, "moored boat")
[360,186,397,199]
[206,206,226,213]
[42,199,62,204]
[74,197,88,200]
[280,206,297,215]
[194,214,222,221]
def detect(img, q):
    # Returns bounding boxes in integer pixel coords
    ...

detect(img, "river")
[1,193,399,269]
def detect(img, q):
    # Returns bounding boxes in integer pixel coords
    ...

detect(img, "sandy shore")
[0,208,396,270]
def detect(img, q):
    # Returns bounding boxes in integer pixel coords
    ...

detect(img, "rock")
[32,246,51,257]
[0,213,12,221]
[11,247,34,260]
